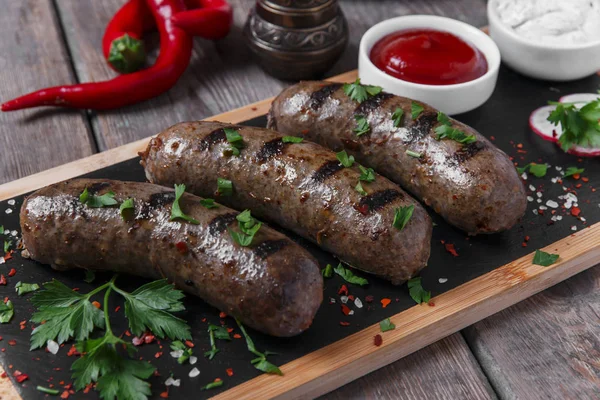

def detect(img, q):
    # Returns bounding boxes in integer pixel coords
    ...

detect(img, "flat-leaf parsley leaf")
[334,263,368,286]
[393,205,414,231]
[532,250,559,267]
[170,184,200,224]
[343,79,382,103]
[408,277,431,304]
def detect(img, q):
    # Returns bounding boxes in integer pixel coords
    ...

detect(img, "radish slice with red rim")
[529,105,560,143]
[559,93,600,105]
[566,145,600,157]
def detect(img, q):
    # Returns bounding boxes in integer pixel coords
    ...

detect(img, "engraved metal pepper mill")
[244,0,349,80]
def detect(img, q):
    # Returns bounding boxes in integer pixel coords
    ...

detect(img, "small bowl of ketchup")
[359,15,501,115]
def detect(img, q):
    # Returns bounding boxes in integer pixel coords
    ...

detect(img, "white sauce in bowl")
[495,0,600,45]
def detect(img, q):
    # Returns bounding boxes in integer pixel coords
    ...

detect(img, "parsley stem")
[103,286,114,335]
[235,319,264,358]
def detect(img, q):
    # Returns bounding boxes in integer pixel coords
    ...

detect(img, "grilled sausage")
[20,179,322,337]
[267,81,527,235]
[141,121,432,285]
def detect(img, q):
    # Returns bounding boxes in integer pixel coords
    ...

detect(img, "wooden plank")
[463,265,600,399]
[323,333,497,400]
[210,223,600,399]
[0,0,94,185]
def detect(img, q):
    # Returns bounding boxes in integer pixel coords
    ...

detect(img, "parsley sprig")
[170,184,200,224]
[229,210,262,247]
[236,319,282,375]
[547,98,600,151]
[354,115,370,136]
[79,188,118,208]
[434,112,476,144]
[343,79,382,103]
[30,277,191,400]
[516,163,548,178]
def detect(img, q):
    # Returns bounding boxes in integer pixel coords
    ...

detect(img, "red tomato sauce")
[370,29,488,85]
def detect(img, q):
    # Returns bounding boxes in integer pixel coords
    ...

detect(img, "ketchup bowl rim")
[359,15,501,91]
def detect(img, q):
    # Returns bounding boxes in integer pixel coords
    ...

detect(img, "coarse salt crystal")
[348,310,354,316]
[170,350,184,359]
[533,209,539,215]
[555,166,562,171]
[571,226,577,231]
[539,205,548,211]
[529,185,536,191]
[354,298,363,308]
[521,173,528,180]
[556,216,563,221]
[536,192,543,198]
[546,200,559,208]
[188,367,200,378]
[329,298,336,304]
[10,230,17,237]
[537,199,542,204]
[527,196,534,202]
[580,217,586,222]
[551,177,558,183]
[0,258,4,264]
[340,295,348,304]
[5,209,12,214]
[189,356,198,365]
[47,340,59,355]
[7,200,15,206]
[165,377,175,386]
[172,379,181,387]
[439,278,448,284]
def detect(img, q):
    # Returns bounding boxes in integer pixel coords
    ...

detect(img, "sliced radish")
[566,145,600,157]
[529,105,560,143]
[559,93,599,104]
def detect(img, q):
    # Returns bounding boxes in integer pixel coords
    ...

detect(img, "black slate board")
[1,66,600,399]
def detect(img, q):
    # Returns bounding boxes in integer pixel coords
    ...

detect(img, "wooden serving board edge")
[0,68,598,399]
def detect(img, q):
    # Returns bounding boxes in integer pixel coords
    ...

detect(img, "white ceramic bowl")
[359,15,500,115]
[488,0,600,81]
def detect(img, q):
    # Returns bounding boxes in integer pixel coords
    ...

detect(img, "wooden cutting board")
[1,69,599,400]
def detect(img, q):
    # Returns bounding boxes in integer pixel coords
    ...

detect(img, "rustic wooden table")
[0,0,598,399]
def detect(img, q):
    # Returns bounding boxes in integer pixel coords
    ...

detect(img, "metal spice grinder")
[244,0,349,80]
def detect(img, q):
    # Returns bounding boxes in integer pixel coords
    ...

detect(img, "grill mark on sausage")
[312,160,344,182]
[138,192,176,219]
[253,239,289,259]
[87,182,111,194]
[309,83,342,110]
[197,128,228,151]
[256,138,287,163]
[403,112,438,143]
[209,212,238,235]
[358,189,403,212]
[354,92,393,115]
[452,141,487,164]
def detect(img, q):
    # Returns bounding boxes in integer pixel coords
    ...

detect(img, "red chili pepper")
[173,0,233,40]
[102,0,154,73]
[1,0,193,111]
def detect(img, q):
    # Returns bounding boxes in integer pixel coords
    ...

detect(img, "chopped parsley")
[322,264,334,278]
[170,184,199,224]
[229,210,262,247]
[79,188,118,208]
[408,277,431,304]
[354,115,370,136]
[434,112,476,144]
[358,165,375,182]
[223,127,244,156]
[15,281,40,296]
[392,107,404,127]
[393,205,414,231]
[171,340,194,364]
[4,240,11,253]
[0,225,4,234]
[547,98,600,151]
[37,386,60,396]
[0,300,14,323]
[336,150,355,168]
[217,178,233,196]
[84,270,96,283]
[355,181,367,196]
[334,263,368,286]
[202,380,224,390]
[411,102,424,119]
[406,150,422,158]
[564,166,584,178]
[204,323,231,360]
[516,163,548,178]
[236,319,282,375]
[200,198,218,209]
[119,198,134,220]
[343,79,382,103]
[282,136,303,143]
[379,318,396,332]
[532,250,559,267]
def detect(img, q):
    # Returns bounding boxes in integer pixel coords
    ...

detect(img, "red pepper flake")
[571,207,581,217]
[114,306,121,313]
[83,384,93,394]
[3,252,12,261]
[226,368,234,377]
[160,391,169,398]
[524,236,530,242]
[144,334,155,344]
[91,301,101,309]
[13,371,28,383]
[341,304,351,316]
[582,177,589,182]
[381,298,391,308]
[175,241,188,255]
[8,340,16,346]
[19,320,26,330]
[60,390,69,399]
[226,327,234,333]
[444,243,459,257]
[155,352,163,358]
[365,295,374,303]
[490,135,496,141]
[219,311,227,319]
[516,143,523,149]
[573,173,581,180]
[7,269,16,277]
[428,301,435,307]
[0,275,6,285]
[337,284,348,296]
[353,204,369,215]
[251,107,258,111]
[233,334,242,339]
[301,129,309,135]
[373,334,383,347]
[124,330,131,337]
[538,209,545,215]
[575,183,582,189]
[339,321,350,326]
[132,337,144,346]
[522,242,527,247]
[347,295,355,301]
[64,383,72,390]
[0,371,6,378]
[67,346,79,357]
[214,378,222,383]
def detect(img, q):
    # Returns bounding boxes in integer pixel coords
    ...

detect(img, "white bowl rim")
[487,0,600,50]
[359,15,501,92]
